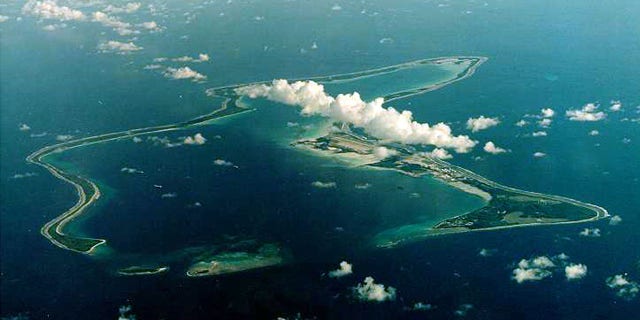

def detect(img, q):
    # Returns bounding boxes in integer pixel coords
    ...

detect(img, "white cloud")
[511,256,559,283]
[22,0,86,21]
[183,133,206,145]
[92,11,136,36]
[454,304,474,317]
[566,103,606,121]
[373,146,397,159]
[410,302,434,311]
[311,181,337,188]
[163,67,206,82]
[606,274,639,300]
[565,264,588,280]
[10,172,38,179]
[579,228,601,237]
[353,277,396,302]
[56,134,73,141]
[328,261,353,278]
[354,183,372,189]
[541,108,555,118]
[138,21,160,31]
[466,116,500,132]
[104,2,141,14]
[609,100,622,112]
[422,148,453,159]
[533,152,546,158]
[483,141,507,154]
[478,248,496,257]
[213,159,234,166]
[143,64,162,70]
[132,137,142,143]
[532,131,547,137]
[30,132,48,138]
[161,192,177,198]
[538,118,552,128]
[515,120,528,127]
[118,305,136,320]
[98,40,142,53]
[331,4,343,11]
[120,167,144,174]
[589,130,600,136]
[609,215,622,226]
[236,80,477,153]
[0,15,11,23]
[172,53,210,63]
[19,123,31,131]
[42,23,66,31]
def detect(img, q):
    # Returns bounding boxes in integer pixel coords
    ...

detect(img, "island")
[28,56,486,255]
[118,265,170,276]
[186,244,284,277]
[27,55,607,276]
[294,130,608,248]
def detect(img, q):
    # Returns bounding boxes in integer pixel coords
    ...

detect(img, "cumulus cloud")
[515,120,528,127]
[104,2,141,14]
[483,141,507,154]
[328,261,353,278]
[541,108,555,118]
[512,254,592,284]
[56,134,73,141]
[532,131,547,137]
[19,123,31,131]
[533,152,546,158]
[466,116,500,132]
[183,133,206,145]
[565,264,588,280]
[10,172,38,179]
[0,15,11,23]
[454,304,474,317]
[22,0,86,21]
[120,167,143,174]
[163,67,206,82]
[138,21,161,31]
[213,159,234,166]
[92,11,136,36]
[579,228,601,237]
[353,277,396,302]
[566,103,606,121]
[512,256,556,283]
[236,80,477,153]
[354,183,372,189]
[161,192,177,199]
[409,302,434,311]
[538,118,552,128]
[118,305,136,320]
[311,181,337,188]
[97,40,142,53]
[606,274,639,300]
[372,146,397,159]
[609,100,622,112]
[609,215,622,226]
[422,147,453,159]
[589,130,600,136]
[478,248,496,257]
[172,53,210,63]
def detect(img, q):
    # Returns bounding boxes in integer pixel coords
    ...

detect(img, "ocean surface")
[1,0,639,319]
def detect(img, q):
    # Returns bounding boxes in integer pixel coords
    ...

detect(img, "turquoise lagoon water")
[1,0,639,319]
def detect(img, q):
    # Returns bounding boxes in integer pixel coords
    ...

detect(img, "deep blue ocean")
[1,0,639,319]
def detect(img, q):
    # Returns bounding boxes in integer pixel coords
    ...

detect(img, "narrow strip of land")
[29,56,491,255]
